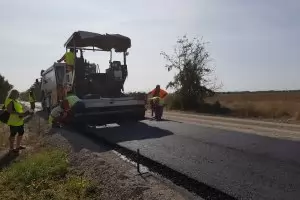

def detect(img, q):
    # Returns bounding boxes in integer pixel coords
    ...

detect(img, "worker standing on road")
[28,88,36,112]
[148,85,168,120]
[57,48,75,88]
[4,89,30,153]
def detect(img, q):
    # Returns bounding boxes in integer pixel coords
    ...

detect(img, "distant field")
[165,90,300,121]
[207,91,300,121]
[211,91,300,101]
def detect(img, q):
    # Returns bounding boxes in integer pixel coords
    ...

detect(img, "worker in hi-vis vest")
[57,48,75,87]
[48,101,65,128]
[28,89,36,111]
[4,89,31,153]
[62,90,85,123]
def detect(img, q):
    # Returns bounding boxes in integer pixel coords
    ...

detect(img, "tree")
[20,80,42,102]
[161,35,218,110]
[0,74,13,104]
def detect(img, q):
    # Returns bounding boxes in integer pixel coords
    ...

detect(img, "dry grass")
[0,124,10,150]
[206,91,300,121]
[164,91,300,121]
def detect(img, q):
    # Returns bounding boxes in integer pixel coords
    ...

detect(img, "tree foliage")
[20,80,42,102]
[0,74,13,104]
[161,35,217,109]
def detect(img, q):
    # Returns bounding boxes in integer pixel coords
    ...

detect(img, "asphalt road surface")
[92,119,300,200]
[28,102,300,199]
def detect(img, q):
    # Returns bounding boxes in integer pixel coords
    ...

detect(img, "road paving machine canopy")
[64,31,131,52]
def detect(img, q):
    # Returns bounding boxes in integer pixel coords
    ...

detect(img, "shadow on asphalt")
[35,110,300,166]
[35,110,173,152]
[35,111,107,153]
[52,127,112,153]
[92,122,174,143]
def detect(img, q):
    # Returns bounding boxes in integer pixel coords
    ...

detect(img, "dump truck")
[38,31,146,126]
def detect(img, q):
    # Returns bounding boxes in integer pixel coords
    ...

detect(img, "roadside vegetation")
[0,73,13,104]
[0,148,93,200]
[165,91,300,121]
[0,118,96,200]
[161,36,300,122]
[209,91,300,120]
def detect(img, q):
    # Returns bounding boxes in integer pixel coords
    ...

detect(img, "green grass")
[0,149,93,200]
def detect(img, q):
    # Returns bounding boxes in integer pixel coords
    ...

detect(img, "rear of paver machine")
[38,31,146,126]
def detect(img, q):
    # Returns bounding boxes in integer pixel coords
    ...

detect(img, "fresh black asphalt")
[92,119,300,200]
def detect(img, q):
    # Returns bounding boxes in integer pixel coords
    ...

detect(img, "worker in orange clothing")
[149,85,168,98]
[148,85,168,120]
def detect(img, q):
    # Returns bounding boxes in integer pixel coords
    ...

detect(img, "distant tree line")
[19,80,42,102]
[0,74,13,104]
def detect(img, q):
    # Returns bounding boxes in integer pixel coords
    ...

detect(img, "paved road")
[28,102,300,199]
[92,119,300,200]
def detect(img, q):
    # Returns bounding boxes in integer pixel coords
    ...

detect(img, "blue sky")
[0,0,299,92]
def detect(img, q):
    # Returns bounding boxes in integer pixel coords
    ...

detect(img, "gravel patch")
[42,126,197,200]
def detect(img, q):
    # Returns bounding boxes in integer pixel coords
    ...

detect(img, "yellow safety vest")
[66,95,80,107]
[4,98,24,126]
[65,52,75,66]
[29,93,35,102]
